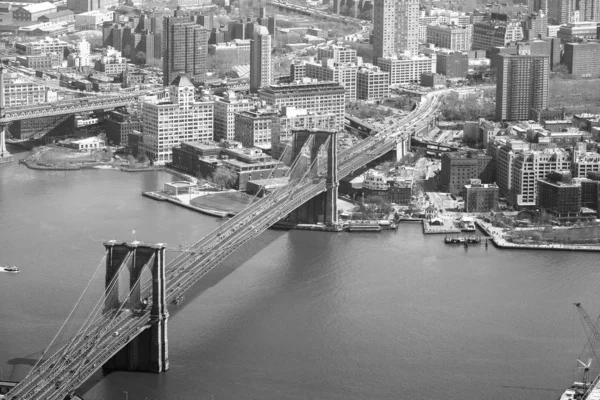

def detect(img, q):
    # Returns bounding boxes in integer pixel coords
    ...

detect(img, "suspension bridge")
[4,87,441,400]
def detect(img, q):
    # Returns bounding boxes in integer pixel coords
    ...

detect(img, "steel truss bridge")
[5,92,441,400]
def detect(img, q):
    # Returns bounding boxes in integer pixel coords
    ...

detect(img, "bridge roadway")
[6,92,440,400]
[0,91,155,124]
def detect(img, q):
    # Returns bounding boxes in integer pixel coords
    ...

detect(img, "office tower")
[163,16,209,86]
[495,49,549,122]
[250,25,272,93]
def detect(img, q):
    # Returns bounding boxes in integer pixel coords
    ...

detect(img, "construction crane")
[574,303,600,389]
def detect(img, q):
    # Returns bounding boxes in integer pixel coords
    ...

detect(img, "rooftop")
[18,2,54,12]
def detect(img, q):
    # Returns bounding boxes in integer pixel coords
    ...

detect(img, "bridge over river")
[5,90,441,400]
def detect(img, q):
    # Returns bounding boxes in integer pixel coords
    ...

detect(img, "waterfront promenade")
[476,219,600,252]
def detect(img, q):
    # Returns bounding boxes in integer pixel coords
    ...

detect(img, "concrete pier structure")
[103,241,169,373]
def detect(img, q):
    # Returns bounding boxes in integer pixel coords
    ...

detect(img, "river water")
[1,147,599,400]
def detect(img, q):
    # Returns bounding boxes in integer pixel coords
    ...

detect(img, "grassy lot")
[509,225,600,244]
[191,192,255,213]
[39,146,110,164]
[549,78,600,114]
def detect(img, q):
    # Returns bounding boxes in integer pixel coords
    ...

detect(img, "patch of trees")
[211,167,237,190]
[439,90,496,121]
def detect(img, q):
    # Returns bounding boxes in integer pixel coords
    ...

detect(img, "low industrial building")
[171,141,289,191]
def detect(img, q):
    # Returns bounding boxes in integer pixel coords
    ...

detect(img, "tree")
[211,167,237,190]
[134,51,146,65]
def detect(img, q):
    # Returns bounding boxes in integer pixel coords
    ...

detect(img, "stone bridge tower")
[103,240,169,373]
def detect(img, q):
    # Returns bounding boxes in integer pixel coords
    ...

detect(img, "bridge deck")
[6,92,440,400]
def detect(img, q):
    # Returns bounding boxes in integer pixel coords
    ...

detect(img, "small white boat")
[2,265,20,273]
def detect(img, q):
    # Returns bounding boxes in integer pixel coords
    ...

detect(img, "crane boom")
[575,303,600,375]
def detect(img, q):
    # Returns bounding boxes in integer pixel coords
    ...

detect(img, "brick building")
[440,151,494,196]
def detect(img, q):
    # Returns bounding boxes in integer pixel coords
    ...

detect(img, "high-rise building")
[376,55,434,85]
[373,0,419,60]
[317,44,357,64]
[373,0,396,60]
[67,0,102,13]
[521,11,548,40]
[259,81,346,128]
[139,76,214,164]
[575,0,600,22]
[163,16,209,86]
[549,0,576,23]
[436,50,468,78]
[395,0,420,57]
[472,19,524,51]
[257,7,276,44]
[213,91,254,141]
[440,151,494,196]
[356,64,390,101]
[563,41,600,78]
[234,108,279,149]
[305,59,358,102]
[250,25,272,93]
[426,24,472,51]
[529,0,548,13]
[496,50,549,122]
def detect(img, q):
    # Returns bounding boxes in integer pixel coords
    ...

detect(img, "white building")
[305,59,358,102]
[213,91,254,141]
[377,55,435,85]
[74,10,113,30]
[139,76,214,165]
[356,64,389,100]
[363,169,389,191]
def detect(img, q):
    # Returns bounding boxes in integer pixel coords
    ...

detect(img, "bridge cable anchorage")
[7,251,109,399]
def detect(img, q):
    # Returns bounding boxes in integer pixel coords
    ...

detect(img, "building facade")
[258,81,346,129]
[139,76,214,165]
[440,151,494,196]
[563,41,600,78]
[250,25,272,93]
[213,91,254,141]
[356,65,389,100]
[426,24,472,51]
[463,179,499,212]
[163,16,209,85]
[496,52,549,121]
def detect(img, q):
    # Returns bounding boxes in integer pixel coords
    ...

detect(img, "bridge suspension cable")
[10,251,108,398]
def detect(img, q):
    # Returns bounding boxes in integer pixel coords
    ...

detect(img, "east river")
[2,147,600,400]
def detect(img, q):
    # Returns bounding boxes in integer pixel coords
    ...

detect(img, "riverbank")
[142,191,229,218]
[476,219,600,252]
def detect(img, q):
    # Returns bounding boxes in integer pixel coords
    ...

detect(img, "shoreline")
[475,219,600,252]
